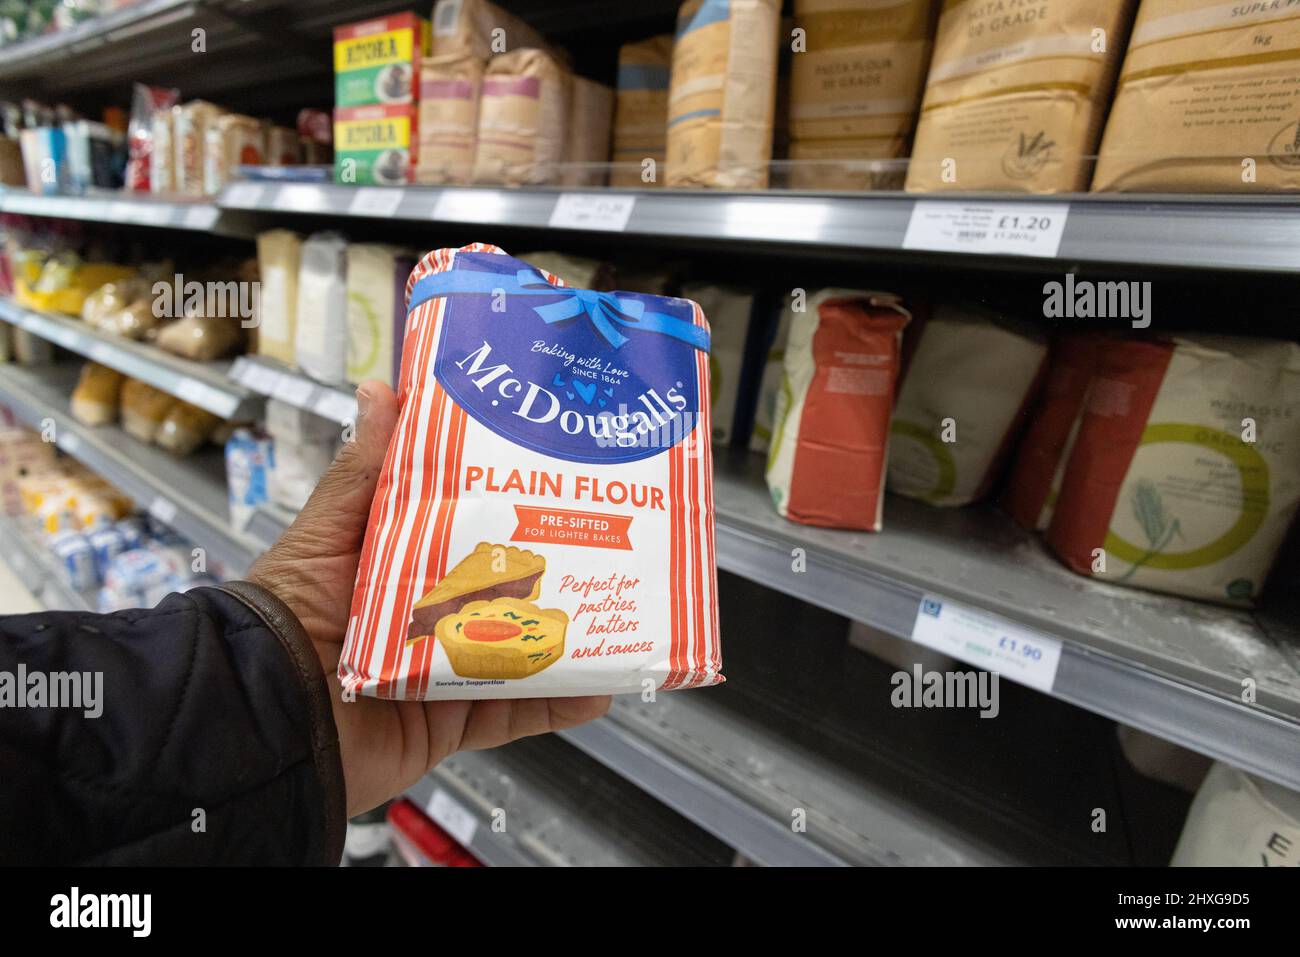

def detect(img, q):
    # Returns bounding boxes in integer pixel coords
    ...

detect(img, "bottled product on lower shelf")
[887,307,1047,507]
[765,288,911,531]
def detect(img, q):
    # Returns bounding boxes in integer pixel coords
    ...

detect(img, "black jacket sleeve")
[0,582,346,865]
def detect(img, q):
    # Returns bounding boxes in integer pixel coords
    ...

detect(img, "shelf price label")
[313,390,356,424]
[910,594,1062,693]
[903,201,1069,258]
[549,193,637,232]
[426,788,478,847]
[271,375,314,406]
[148,496,178,525]
[349,187,404,217]
[224,183,265,208]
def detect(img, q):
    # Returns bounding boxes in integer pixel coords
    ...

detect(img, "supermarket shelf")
[0,362,261,575]
[216,181,1300,273]
[0,512,93,612]
[0,189,225,234]
[405,733,733,866]
[228,356,356,425]
[0,298,260,420]
[0,0,199,84]
[712,450,1300,792]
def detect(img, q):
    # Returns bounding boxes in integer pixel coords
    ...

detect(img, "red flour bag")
[340,244,722,698]
[1003,332,1105,530]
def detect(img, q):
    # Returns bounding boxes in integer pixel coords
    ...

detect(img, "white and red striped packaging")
[340,244,723,699]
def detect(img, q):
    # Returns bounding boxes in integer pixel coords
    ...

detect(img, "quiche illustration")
[435,598,567,679]
[407,542,545,645]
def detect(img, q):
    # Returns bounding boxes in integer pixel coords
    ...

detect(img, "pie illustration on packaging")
[435,597,568,680]
[340,244,723,700]
[406,542,544,645]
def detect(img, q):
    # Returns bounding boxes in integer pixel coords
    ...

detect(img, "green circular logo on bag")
[1103,423,1270,570]
[889,419,956,503]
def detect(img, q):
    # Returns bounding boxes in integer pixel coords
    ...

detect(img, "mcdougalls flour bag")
[340,244,722,699]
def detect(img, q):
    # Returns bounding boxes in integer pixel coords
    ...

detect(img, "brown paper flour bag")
[472,48,570,185]
[666,0,782,189]
[788,0,937,190]
[611,35,674,187]
[905,0,1134,193]
[431,0,545,60]
[562,75,614,187]
[1093,1,1300,192]
[416,54,484,185]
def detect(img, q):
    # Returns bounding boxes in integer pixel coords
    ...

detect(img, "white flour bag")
[888,307,1047,507]
[1047,335,1300,605]
[765,289,910,531]
[294,233,348,383]
[1172,763,1300,866]
[341,244,722,699]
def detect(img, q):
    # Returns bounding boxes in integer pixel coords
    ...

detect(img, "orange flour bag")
[340,244,722,699]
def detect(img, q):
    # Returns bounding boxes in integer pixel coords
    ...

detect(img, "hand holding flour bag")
[1046,335,1300,605]
[765,288,911,531]
[341,245,721,699]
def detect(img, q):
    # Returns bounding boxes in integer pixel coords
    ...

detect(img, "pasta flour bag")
[611,35,674,187]
[681,282,757,445]
[888,307,1047,507]
[472,48,570,185]
[1047,335,1300,605]
[1003,332,1104,530]
[415,54,484,185]
[765,289,911,530]
[340,244,722,699]
[294,233,349,383]
[788,0,937,191]
[1093,1,1300,192]
[905,0,1134,192]
[1171,762,1300,867]
[666,0,782,189]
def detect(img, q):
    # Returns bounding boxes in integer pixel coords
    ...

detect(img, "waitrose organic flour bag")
[888,306,1046,506]
[905,0,1134,192]
[1003,332,1104,530]
[341,245,722,699]
[1093,0,1300,191]
[1046,335,1300,605]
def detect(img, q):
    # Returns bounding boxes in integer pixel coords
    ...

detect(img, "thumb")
[291,380,400,548]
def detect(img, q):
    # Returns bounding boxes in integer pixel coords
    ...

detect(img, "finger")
[291,380,400,546]
[453,695,612,752]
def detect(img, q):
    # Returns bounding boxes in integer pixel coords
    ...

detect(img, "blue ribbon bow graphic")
[407,266,710,352]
